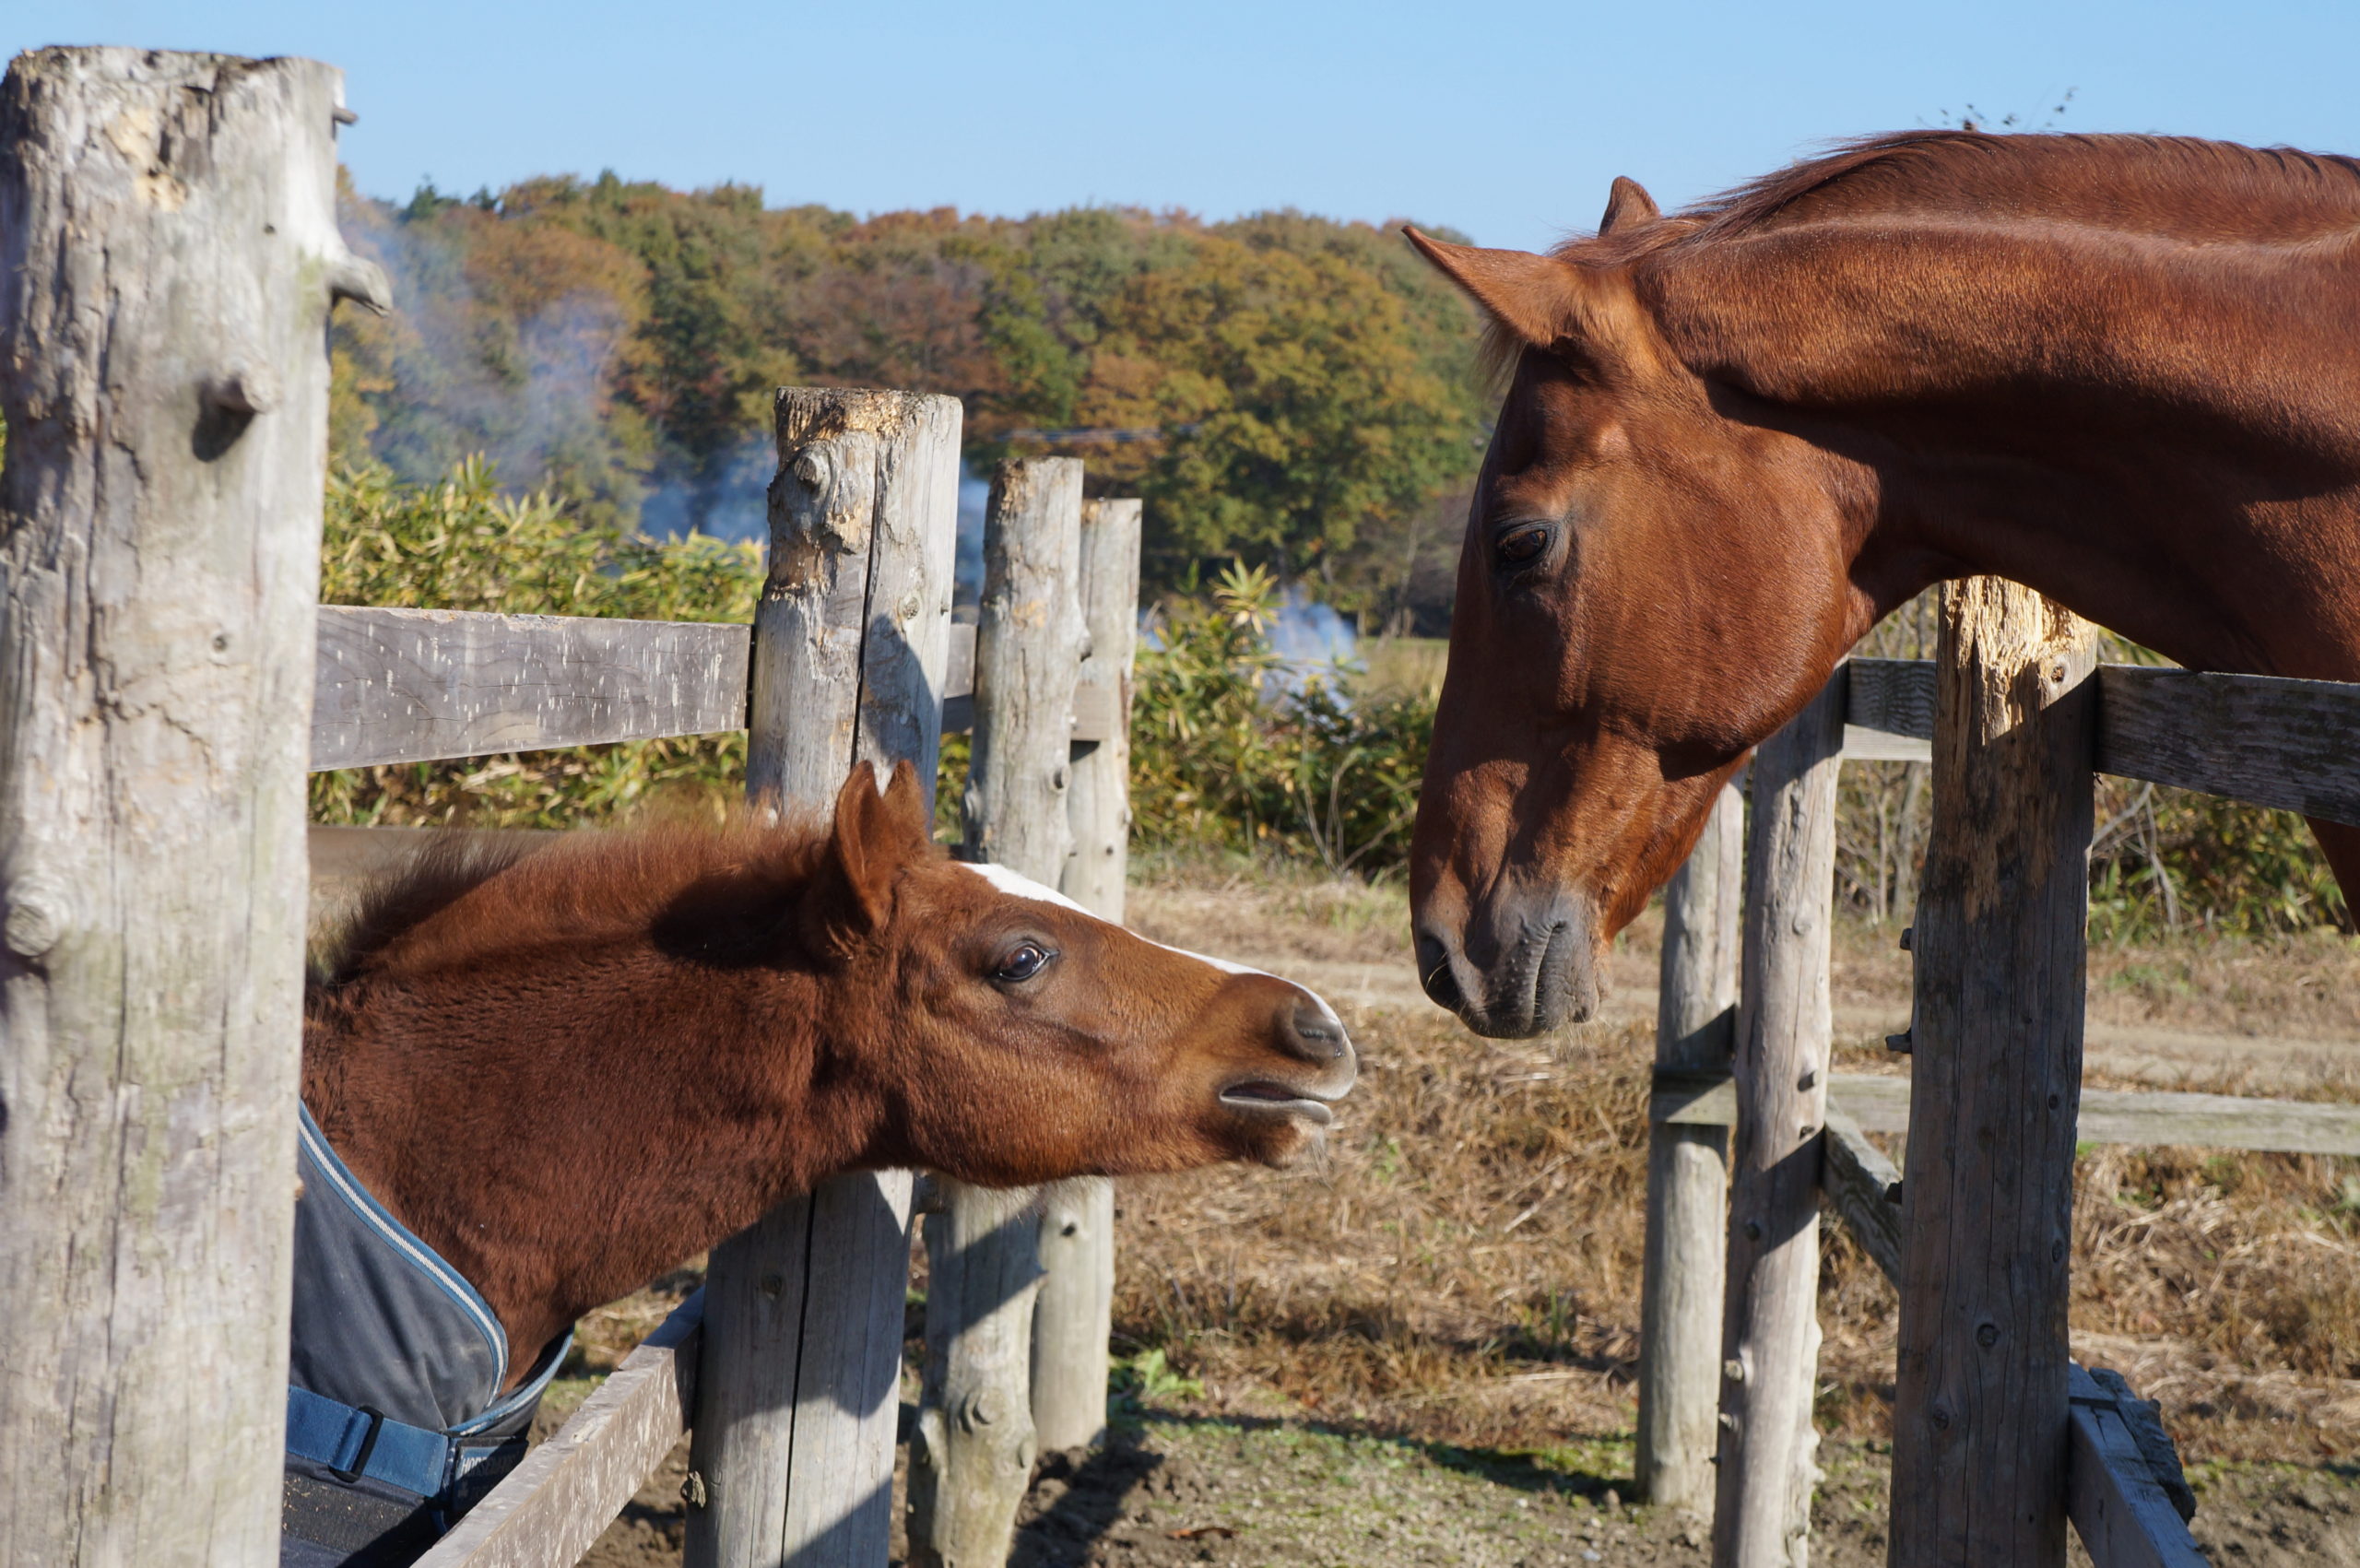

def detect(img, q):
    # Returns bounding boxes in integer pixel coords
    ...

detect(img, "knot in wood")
[203,364,280,416]
[757,1271,785,1299]
[1723,1358,1745,1384]
[6,876,69,959]
[1976,1322,2001,1349]
[958,1389,998,1431]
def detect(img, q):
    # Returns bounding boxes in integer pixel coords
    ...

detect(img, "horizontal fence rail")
[1846,657,2360,826]
[313,611,1115,771]
[1652,1068,2360,1156]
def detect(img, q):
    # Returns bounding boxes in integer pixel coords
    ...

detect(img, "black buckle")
[329,1405,387,1484]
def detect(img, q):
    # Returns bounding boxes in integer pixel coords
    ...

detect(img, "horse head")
[1400,186,1880,1039]
[808,761,1358,1179]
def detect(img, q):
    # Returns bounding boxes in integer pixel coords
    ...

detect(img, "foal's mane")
[311,815,837,995]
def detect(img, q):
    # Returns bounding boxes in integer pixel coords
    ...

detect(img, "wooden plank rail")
[1844,656,2360,826]
[313,612,1116,772]
[419,1292,704,1568]
[1656,1070,2360,1157]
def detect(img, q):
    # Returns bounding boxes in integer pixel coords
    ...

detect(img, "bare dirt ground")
[559,858,2360,1566]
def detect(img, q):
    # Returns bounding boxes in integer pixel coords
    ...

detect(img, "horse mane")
[1466,131,2360,387]
[1682,131,2360,242]
[310,813,841,996]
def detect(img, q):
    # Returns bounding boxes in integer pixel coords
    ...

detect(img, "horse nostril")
[1286,1001,1350,1062]
[1416,932,1464,1012]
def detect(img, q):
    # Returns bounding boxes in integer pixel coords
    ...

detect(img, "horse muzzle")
[1413,886,1601,1038]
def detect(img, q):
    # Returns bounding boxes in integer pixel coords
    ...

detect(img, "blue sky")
[16,2,2360,251]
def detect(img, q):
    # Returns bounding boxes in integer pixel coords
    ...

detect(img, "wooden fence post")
[1032,497,1143,1455]
[0,47,375,1565]
[685,387,962,1568]
[1637,779,1743,1514]
[908,458,1087,1568]
[1714,678,1845,1568]
[1890,580,2095,1567]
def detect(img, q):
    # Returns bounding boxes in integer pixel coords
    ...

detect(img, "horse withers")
[1402,132,2360,1037]
[287,760,1353,1565]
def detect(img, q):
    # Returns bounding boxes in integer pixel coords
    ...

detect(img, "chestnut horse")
[305,760,1356,1368]
[1403,131,2360,1037]
[291,761,1352,1561]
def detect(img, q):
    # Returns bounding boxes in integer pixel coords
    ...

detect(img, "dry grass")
[1112,857,2360,1469]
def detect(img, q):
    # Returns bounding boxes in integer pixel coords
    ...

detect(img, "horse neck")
[1653,220,2360,677]
[303,939,889,1374]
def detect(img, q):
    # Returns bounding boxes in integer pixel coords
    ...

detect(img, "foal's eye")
[1494,522,1554,569]
[990,941,1054,984]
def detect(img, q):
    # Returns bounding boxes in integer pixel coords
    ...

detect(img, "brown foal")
[303,761,1355,1367]
[1403,131,2360,1036]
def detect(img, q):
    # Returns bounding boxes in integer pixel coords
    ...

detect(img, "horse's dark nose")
[1416,929,1465,1014]
[1282,999,1352,1064]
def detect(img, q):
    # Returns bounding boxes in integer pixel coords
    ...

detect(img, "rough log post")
[1637,779,1743,1514]
[1032,497,1142,1455]
[685,388,962,1568]
[0,48,380,1565]
[1714,678,1846,1568]
[909,458,1087,1568]
[1890,580,2095,1567]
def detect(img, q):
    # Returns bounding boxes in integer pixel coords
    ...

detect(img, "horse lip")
[1218,1088,1336,1126]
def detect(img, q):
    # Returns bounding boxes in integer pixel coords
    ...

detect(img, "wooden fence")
[0,49,1142,1567]
[1637,580,2360,1566]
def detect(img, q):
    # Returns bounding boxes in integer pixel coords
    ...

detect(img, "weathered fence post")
[1637,779,1743,1514]
[685,388,962,1568]
[1890,580,2095,1567]
[0,47,378,1565]
[908,458,1088,1568]
[1714,678,1845,1568]
[1032,497,1143,1454]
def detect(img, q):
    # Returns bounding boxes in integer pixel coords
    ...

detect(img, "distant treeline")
[329,174,1485,627]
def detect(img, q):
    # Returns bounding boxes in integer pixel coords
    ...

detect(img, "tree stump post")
[1637,778,1744,1515]
[0,46,382,1565]
[1031,497,1141,1456]
[908,458,1087,1568]
[1890,580,2095,1567]
[1714,678,1845,1568]
[685,388,962,1568]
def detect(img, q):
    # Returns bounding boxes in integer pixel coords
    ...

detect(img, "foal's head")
[798,762,1357,1181]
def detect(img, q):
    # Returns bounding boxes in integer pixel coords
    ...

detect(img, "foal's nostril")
[1284,1000,1351,1063]
[1415,932,1464,1013]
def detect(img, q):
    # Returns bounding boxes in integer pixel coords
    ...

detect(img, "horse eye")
[990,941,1054,984]
[1494,522,1553,568]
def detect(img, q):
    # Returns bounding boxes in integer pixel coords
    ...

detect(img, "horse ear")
[1599,176,1660,235]
[1401,227,1586,348]
[809,760,923,945]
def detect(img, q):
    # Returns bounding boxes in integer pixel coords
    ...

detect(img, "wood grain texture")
[1637,782,1741,1514]
[0,48,372,1566]
[686,386,959,1568]
[1714,676,1847,1568]
[1893,579,2096,1568]
[1818,1111,1904,1287]
[420,1293,704,1568]
[914,458,1086,1568]
[313,607,749,768]
[1845,657,1938,741]
[2095,665,2360,827]
[1032,497,1142,1456]
[2066,1365,2206,1568]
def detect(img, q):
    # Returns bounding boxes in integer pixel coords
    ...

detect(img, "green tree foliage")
[330,179,1486,592]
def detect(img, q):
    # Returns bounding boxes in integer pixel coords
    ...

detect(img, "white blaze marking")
[955,861,1343,1026]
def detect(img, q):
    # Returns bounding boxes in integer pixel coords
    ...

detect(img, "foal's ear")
[810,760,931,946]
[1599,176,1660,235]
[1401,227,1590,350]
